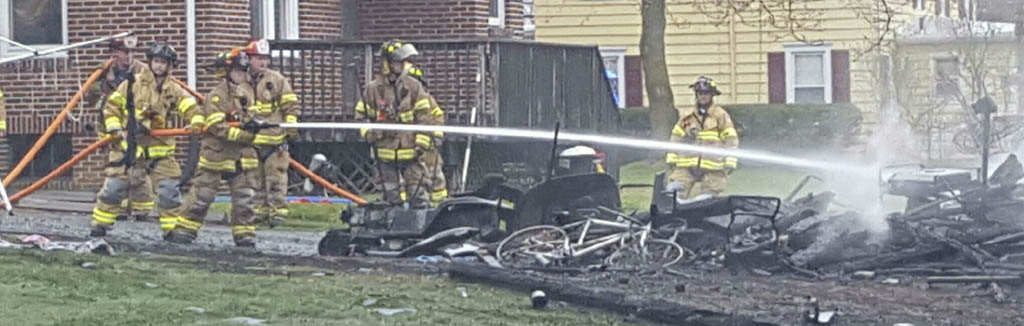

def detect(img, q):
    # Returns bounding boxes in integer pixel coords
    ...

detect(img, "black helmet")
[689,76,721,96]
[146,42,178,66]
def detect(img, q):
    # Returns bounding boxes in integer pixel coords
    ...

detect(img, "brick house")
[0,0,529,190]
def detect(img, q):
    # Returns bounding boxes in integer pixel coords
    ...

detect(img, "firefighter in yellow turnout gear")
[84,37,153,221]
[89,43,200,237]
[0,86,6,134]
[665,76,740,201]
[407,64,448,206]
[244,39,300,227]
[167,50,261,246]
[355,40,442,208]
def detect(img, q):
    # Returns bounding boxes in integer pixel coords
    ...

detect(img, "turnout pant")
[666,167,727,200]
[421,151,448,206]
[177,167,258,241]
[91,150,185,232]
[118,177,155,217]
[380,159,432,208]
[254,145,289,221]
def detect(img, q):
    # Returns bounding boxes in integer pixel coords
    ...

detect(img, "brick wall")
[352,0,527,126]
[0,1,192,189]
[359,0,494,41]
[195,0,251,93]
[0,0,511,189]
[503,0,526,39]
[300,0,344,40]
[70,1,190,190]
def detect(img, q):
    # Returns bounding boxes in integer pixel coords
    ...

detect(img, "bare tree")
[642,0,677,141]
[886,18,1019,156]
[636,0,897,140]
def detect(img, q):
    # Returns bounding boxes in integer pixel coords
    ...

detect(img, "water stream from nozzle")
[279,122,876,176]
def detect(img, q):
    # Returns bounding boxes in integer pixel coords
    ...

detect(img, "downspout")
[729,7,738,103]
[186,0,197,88]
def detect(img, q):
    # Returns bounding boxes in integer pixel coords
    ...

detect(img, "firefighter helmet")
[146,42,178,66]
[557,145,606,175]
[377,39,419,62]
[109,35,137,51]
[244,39,271,56]
[689,76,721,96]
[208,49,249,78]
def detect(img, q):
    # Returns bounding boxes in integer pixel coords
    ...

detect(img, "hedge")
[620,103,863,152]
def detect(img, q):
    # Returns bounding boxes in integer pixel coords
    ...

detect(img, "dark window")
[768,52,786,104]
[624,55,644,107]
[831,50,851,103]
[8,133,73,178]
[934,57,960,99]
[11,0,63,45]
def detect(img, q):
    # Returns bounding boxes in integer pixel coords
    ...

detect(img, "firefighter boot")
[234,235,256,248]
[89,223,108,237]
[164,228,197,244]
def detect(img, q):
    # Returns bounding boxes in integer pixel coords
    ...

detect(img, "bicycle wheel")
[496,225,570,268]
[644,239,691,267]
[606,238,691,268]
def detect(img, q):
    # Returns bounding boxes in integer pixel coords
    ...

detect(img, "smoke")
[811,55,925,237]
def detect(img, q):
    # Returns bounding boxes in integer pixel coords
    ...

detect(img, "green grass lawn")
[209,203,347,231]
[0,249,629,326]
[619,160,831,212]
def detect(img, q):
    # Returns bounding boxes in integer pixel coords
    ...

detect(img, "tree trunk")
[641,0,677,141]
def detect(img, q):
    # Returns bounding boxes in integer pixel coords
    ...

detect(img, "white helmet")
[559,145,598,158]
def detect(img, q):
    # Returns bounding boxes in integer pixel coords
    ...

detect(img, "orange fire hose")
[288,159,368,206]
[10,126,367,206]
[3,59,114,187]
[8,137,113,204]
[8,76,367,206]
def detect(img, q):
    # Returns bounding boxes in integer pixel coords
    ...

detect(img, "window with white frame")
[252,0,299,40]
[0,0,68,58]
[489,0,506,27]
[600,47,626,109]
[785,44,832,104]
[914,0,925,10]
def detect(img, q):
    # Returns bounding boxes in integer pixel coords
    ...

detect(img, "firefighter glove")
[242,120,273,132]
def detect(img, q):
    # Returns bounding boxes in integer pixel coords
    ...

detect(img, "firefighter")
[83,36,154,220]
[166,49,260,246]
[89,42,201,237]
[85,36,147,108]
[664,76,739,201]
[355,40,440,208]
[244,38,299,227]
[0,86,5,135]
[556,145,607,176]
[407,64,448,206]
